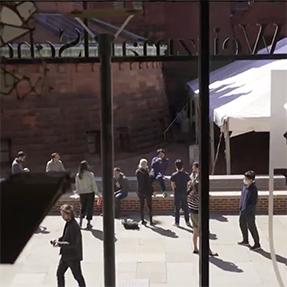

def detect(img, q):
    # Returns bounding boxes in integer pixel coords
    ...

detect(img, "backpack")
[121,219,139,230]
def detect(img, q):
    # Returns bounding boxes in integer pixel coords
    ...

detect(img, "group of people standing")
[133,150,198,229]
[133,154,204,254]
[11,149,261,287]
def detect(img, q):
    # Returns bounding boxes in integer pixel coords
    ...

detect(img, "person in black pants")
[170,159,192,227]
[150,148,169,197]
[238,170,261,250]
[75,160,101,229]
[113,167,129,218]
[136,158,153,225]
[51,204,86,287]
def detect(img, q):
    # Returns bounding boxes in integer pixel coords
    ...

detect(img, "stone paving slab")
[1,215,287,287]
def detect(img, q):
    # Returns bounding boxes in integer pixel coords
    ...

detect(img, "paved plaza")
[1,214,287,287]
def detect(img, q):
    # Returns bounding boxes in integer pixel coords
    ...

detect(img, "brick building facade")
[1,62,168,175]
[1,2,287,175]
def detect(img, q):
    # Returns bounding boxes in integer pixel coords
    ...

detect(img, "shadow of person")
[177,226,193,233]
[145,225,178,238]
[209,232,217,240]
[90,229,117,242]
[90,229,104,241]
[209,256,244,272]
[34,226,50,234]
[210,213,229,222]
[254,249,287,265]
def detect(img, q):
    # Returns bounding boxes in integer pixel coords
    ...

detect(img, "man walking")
[238,170,261,250]
[51,204,86,287]
[170,159,191,227]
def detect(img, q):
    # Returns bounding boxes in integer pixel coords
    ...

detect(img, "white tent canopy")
[187,38,287,137]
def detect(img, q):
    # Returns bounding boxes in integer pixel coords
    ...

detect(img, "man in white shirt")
[46,153,65,173]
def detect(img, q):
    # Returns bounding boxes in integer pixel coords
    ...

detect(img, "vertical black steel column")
[199,1,210,287]
[99,33,116,287]
[82,0,89,57]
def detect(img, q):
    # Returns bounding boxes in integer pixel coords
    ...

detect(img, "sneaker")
[193,249,199,254]
[237,240,249,246]
[173,223,179,227]
[186,221,192,228]
[250,244,261,250]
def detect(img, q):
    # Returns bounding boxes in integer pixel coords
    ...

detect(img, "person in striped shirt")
[188,162,200,253]
[188,162,218,256]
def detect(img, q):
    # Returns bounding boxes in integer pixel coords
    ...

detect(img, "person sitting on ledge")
[11,151,30,174]
[150,148,169,198]
[113,167,129,219]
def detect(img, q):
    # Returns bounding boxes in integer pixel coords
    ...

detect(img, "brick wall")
[1,62,169,175]
[50,194,287,216]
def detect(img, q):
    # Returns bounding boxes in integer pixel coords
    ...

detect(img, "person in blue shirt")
[238,170,261,250]
[170,159,191,227]
[151,148,169,197]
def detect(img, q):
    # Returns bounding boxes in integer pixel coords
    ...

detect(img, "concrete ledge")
[50,190,287,215]
[93,175,286,193]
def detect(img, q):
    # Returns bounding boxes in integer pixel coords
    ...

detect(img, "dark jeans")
[174,197,189,225]
[239,208,260,245]
[114,190,128,218]
[57,258,86,287]
[80,192,94,221]
[138,194,153,222]
[152,175,166,192]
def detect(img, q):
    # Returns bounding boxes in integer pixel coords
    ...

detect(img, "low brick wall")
[50,191,287,215]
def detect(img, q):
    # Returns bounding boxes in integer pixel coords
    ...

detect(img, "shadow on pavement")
[34,226,50,234]
[210,214,229,222]
[145,225,178,238]
[209,232,218,240]
[89,229,117,242]
[209,256,244,272]
[177,226,193,233]
[254,249,287,265]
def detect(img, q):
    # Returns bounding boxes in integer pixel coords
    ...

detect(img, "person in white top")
[75,160,100,229]
[46,153,65,173]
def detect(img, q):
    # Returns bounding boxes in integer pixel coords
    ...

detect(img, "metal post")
[223,119,231,175]
[199,1,209,287]
[83,0,89,57]
[210,119,215,172]
[99,33,116,287]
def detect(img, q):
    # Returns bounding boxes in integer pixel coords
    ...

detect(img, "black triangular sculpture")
[0,172,71,263]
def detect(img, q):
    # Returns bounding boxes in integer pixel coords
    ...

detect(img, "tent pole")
[224,119,231,175]
[210,119,215,173]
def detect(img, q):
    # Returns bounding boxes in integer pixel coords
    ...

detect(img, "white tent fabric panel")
[187,38,287,136]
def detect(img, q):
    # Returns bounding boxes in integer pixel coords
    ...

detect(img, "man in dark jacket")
[238,170,261,250]
[52,204,86,287]
[170,159,191,227]
[113,167,129,218]
[11,151,30,174]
